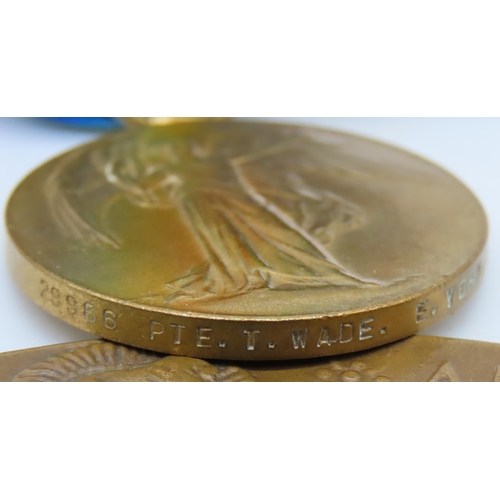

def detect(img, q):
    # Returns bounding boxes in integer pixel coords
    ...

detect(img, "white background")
[0,117,498,353]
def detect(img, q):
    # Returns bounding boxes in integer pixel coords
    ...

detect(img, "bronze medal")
[5,120,487,360]
[2,336,499,382]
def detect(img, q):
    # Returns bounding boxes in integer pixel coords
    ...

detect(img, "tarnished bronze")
[5,121,487,360]
[2,335,500,382]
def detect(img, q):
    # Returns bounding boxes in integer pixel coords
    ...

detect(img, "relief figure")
[45,130,380,305]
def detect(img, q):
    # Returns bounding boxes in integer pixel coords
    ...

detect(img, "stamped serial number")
[40,280,117,330]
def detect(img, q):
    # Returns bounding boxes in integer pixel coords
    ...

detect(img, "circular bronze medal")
[5,121,487,360]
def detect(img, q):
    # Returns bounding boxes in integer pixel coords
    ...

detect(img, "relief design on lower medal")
[12,343,256,382]
[44,125,385,306]
[315,360,390,382]
[11,342,393,382]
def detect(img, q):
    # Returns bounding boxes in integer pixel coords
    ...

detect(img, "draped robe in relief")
[45,131,377,306]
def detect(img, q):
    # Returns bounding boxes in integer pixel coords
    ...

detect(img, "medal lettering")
[244,330,259,351]
[416,300,428,323]
[150,320,164,340]
[459,279,467,300]
[84,302,96,323]
[196,327,212,348]
[317,327,336,347]
[170,323,185,345]
[359,318,374,340]
[292,330,309,349]
[40,280,61,307]
[66,295,77,315]
[103,309,116,330]
[446,288,455,308]
[340,323,354,343]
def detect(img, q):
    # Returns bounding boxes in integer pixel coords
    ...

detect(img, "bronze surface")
[2,335,499,382]
[5,121,487,360]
